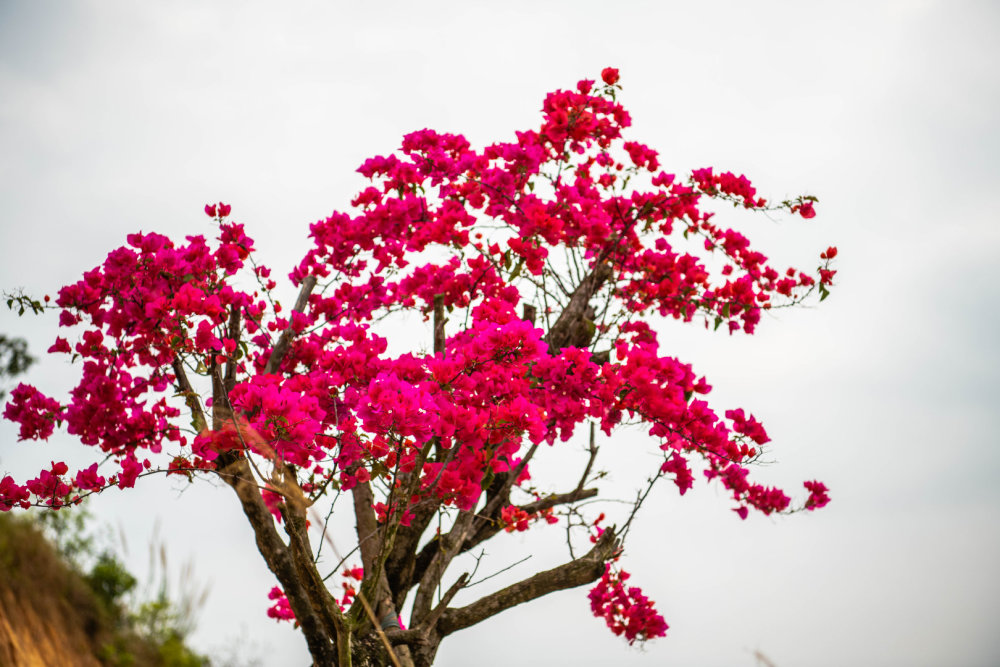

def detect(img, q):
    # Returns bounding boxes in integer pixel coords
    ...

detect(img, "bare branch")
[577,422,599,495]
[620,467,666,543]
[437,527,620,637]
[263,274,317,375]
[384,497,440,607]
[465,556,531,589]
[522,488,599,515]
[377,437,440,609]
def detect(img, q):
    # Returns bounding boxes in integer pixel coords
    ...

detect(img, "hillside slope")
[0,513,205,667]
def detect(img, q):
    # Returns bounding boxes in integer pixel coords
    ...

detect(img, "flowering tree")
[1,69,834,667]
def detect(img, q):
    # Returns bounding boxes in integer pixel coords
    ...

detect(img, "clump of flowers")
[1,67,835,657]
[588,564,668,644]
[266,586,295,623]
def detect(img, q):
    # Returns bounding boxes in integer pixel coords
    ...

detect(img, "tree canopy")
[1,68,834,666]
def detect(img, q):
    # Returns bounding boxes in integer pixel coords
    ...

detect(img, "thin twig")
[465,555,532,588]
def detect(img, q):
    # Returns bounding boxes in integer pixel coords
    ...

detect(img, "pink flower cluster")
[804,480,831,510]
[337,565,364,609]
[588,564,668,644]
[0,69,834,645]
[499,504,557,533]
[1,217,267,508]
[266,586,296,623]
[3,384,62,440]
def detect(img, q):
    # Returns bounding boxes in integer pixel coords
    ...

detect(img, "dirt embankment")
[0,514,140,667]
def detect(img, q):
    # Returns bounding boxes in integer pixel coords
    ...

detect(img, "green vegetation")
[0,509,209,666]
[0,333,34,401]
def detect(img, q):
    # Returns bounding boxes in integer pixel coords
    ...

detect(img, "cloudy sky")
[1,1,998,665]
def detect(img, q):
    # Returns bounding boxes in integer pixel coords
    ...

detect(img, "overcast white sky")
[1,1,998,666]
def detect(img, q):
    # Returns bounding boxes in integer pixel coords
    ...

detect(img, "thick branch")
[433,293,446,355]
[385,629,427,647]
[351,482,395,619]
[381,434,444,606]
[223,305,242,392]
[283,505,344,646]
[352,482,382,574]
[220,457,336,663]
[351,483,417,667]
[211,359,228,430]
[408,484,598,595]
[437,527,620,636]
[171,357,207,433]
[544,261,612,353]
[384,497,440,610]
[522,303,536,325]
[385,496,440,588]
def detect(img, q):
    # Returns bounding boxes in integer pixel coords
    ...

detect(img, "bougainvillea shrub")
[2,68,833,667]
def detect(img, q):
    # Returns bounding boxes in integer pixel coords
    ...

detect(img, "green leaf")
[508,257,525,281]
[371,461,389,479]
